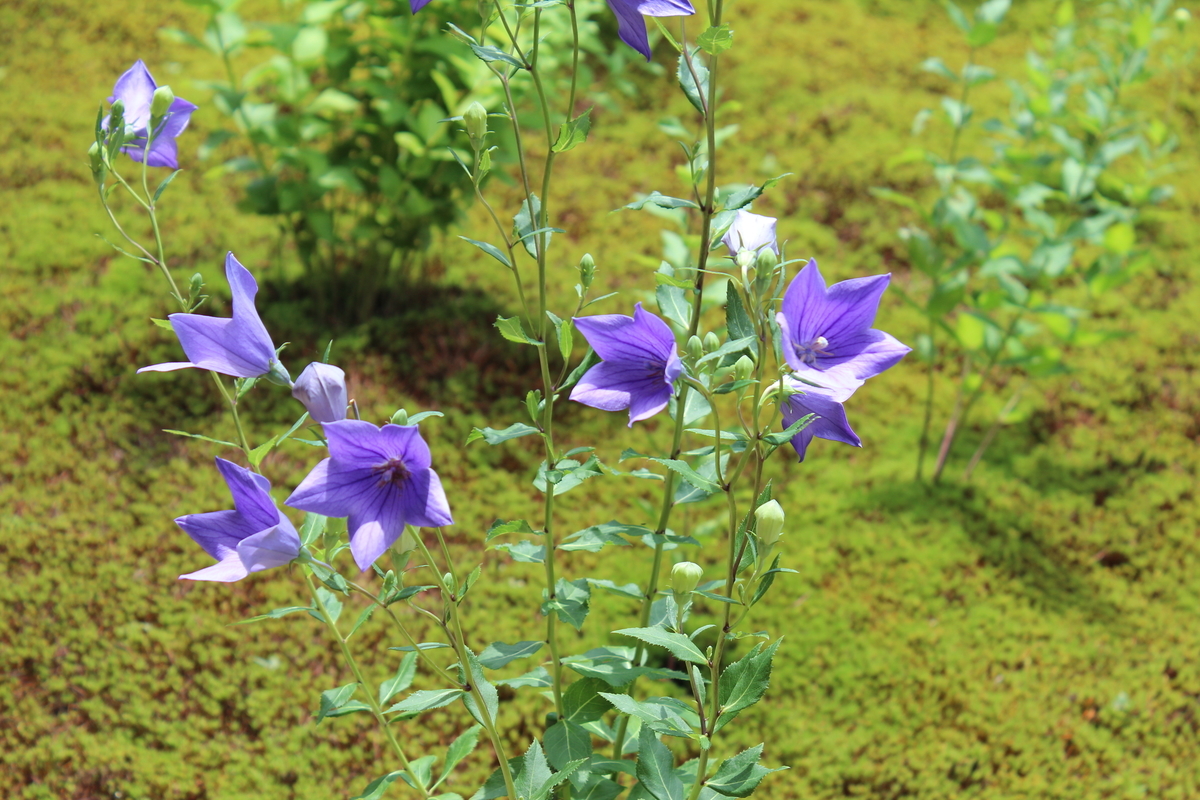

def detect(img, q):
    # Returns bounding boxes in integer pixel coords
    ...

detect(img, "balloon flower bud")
[1175,7,1191,24]
[577,253,596,292]
[703,331,721,353]
[733,354,755,382]
[292,362,348,423]
[671,561,704,596]
[150,85,176,119]
[463,102,489,149]
[755,500,786,549]
[686,335,704,362]
[88,141,104,180]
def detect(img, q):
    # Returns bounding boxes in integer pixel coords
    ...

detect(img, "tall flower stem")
[305,573,431,799]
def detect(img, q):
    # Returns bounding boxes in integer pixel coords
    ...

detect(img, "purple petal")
[214,458,279,532]
[626,383,674,425]
[159,314,268,377]
[410,0,433,9]
[237,524,301,573]
[111,60,155,129]
[378,424,432,473]
[813,328,912,382]
[786,365,864,404]
[346,487,409,571]
[224,253,277,366]
[180,556,249,583]
[781,382,861,462]
[399,469,454,528]
[175,509,249,560]
[285,458,380,519]
[607,0,654,59]
[636,0,695,13]
[321,419,401,469]
[819,273,892,344]
[779,260,830,364]
[722,210,779,256]
[574,303,676,364]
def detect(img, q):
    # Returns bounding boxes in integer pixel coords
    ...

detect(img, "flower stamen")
[794,335,832,365]
[374,457,411,487]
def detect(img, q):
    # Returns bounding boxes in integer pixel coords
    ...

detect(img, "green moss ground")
[2,0,1199,798]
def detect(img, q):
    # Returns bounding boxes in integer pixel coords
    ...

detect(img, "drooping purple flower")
[177,458,301,582]
[138,252,290,382]
[293,363,348,423]
[571,302,683,426]
[722,210,779,257]
[408,0,694,61]
[778,378,861,462]
[285,420,453,571]
[776,259,911,394]
[105,60,198,169]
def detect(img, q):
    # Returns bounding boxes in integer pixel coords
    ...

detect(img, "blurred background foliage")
[1,0,1199,798]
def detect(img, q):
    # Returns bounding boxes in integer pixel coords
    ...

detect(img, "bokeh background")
[2,0,1199,798]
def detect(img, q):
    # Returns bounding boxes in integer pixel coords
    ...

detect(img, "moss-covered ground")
[2,0,1199,798]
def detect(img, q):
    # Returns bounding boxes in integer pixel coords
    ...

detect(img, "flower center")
[794,335,831,365]
[373,457,410,488]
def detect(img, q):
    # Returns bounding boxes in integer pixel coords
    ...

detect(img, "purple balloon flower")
[106,60,198,169]
[778,378,861,462]
[776,259,911,398]
[408,0,694,61]
[293,362,348,423]
[138,253,288,382]
[177,458,301,582]
[570,302,683,426]
[722,210,779,257]
[285,420,453,571]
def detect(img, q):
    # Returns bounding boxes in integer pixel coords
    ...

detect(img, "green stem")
[915,318,937,481]
[346,580,459,686]
[306,573,431,799]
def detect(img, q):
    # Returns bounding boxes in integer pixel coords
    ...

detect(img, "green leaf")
[380,652,419,704]
[513,194,546,258]
[975,0,1011,24]
[486,518,538,543]
[467,422,541,445]
[552,107,592,153]
[232,605,311,624]
[493,540,546,563]
[715,639,781,732]
[349,771,405,800]
[546,577,591,630]
[534,456,603,496]
[478,640,544,669]
[623,191,700,211]
[943,0,972,33]
[496,667,553,689]
[920,57,957,81]
[587,579,644,599]
[696,24,734,54]
[545,720,593,771]
[615,627,707,665]
[563,677,615,725]
[678,47,710,116]
[516,740,554,800]
[317,683,359,723]
[460,236,511,268]
[387,688,465,714]
[724,283,757,354]
[152,169,183,204]
[161,429,239,448]
[438,726,482,787]
[648,458,721,495]
[547,310,575,362]
[636,726,687,800]
[706,744,784,797]
[470,43,524,68]
[720,174,789,212]
[560,521,638,553]
[495,316,538,345]
[460,649,499,727]
[346,604,376,639]
[315,587,342,623]
[656,283,691,330]
[150,317,174,331]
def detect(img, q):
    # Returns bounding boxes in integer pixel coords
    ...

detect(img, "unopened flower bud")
[754,247,778,274]
[703,331,721,353]
[292,362,348,423]
[671,561,703,596]
[1175,7,1191,24]
[391,408,409,425]
[88,141,104,182]
[464,102,488,149]
[755,500,785,548]
[733,354,755,382]
[265,360,293,388]
[686,335,704,361]
[577,253,596,292]
[150,85,175,119]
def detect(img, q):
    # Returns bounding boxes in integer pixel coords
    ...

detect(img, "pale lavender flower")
[177,458,301,582]
[285,420,453,571]
[571,302,683,426]
[138,253,289,382]
[722,210,779,257]
[776,259,910,397]
[293,363,348,423]
[106,60,198,169]
[778,378,862,462]
[408,0,695,61]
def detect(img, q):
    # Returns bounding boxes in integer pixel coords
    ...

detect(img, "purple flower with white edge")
[778,377,861,462]
[138,252,290,383]
[177,458,301,582]
[722,210,779,257]
[571,302,683,426]
[286,420,453,571]
[293,362,348,423]
[105,60,198,169]
[408,0,694,61]
[777,259,911,395]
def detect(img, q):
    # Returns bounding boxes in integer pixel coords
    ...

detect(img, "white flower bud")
[463,101,488,149]
[292,362,348,423]
[671,561,704,596]
[733,354,755,382]
[755,500,785,548]
[150,85,175,119]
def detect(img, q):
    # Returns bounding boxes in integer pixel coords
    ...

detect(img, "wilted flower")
[286,420,453,571]
[177,458,301,582]
[409,0,694,61]
[779,377,861,462]
[292,363,348,423]
[722,210,779,257]
[777,260,910,398]
[138,253,290,383]
[571,302,683,426]
[105,60,198,169]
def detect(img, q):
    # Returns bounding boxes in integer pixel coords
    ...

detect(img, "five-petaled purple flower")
[778,378,862,462]
[177,458,302,582]
[286,420,453,571]
[139,252,290,383]
[106,60,198,169]
[722,210,779,257]
[408,0,695,61]
[571,302,683,426]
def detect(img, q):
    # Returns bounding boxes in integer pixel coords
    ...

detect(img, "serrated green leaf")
[696,24,733,55]
[380,652,419,704]
[478,640,544,669]
[715,639,780,732]
[460,236,511,268]
[460,649,499,727]
[495,316,538,345]
[161,429,239,448]
[387,688,464,714]
[637,726,687,800]
[486,518,538,543]
[545,720,593,771]
[678,47,710,116]
[467,422,541,445]
[706,744,785,797]
[615,627,707,665]
[563,677,614,725]
[232,605,312,624]
[317,683,359,723]
[437,725,482,788]
[552,107,592,153]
